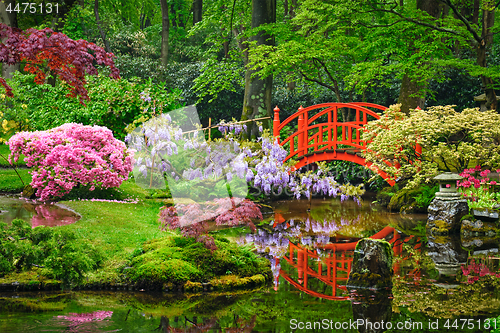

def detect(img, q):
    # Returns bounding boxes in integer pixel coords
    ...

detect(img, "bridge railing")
[273,103,385,161]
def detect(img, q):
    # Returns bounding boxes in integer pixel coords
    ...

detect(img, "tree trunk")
[193,0,202,25]
[0,0,19,79]
[94,0,111,53]
[160,0,170,66]
[241,0,276,137]
[478,1,496,110]
[398,0,445,114]
[397,74,426,114]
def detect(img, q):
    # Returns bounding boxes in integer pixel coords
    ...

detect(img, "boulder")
[427,198,468,235]
[347,238,393,290]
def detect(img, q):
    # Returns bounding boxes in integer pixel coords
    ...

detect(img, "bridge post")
[301,106,308,155]
[273,106,280,142]
[298,111,304,157]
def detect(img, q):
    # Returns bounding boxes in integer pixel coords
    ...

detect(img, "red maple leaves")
[0,24,120,103]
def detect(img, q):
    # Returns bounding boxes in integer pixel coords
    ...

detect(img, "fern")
[413,185,439,208]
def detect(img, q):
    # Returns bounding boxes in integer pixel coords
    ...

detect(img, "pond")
[1,197,500,332]
[0,196,80,227]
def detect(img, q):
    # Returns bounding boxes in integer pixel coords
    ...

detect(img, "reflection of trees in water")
[393,235,500,318]
[157,315,256,332]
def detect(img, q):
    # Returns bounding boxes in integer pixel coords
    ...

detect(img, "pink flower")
[480,169,491,178]
[446,184,451,188]
[475,165,482,171]
[491,181,497,185]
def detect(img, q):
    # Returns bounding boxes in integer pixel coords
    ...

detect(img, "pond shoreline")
[0,273,269,293]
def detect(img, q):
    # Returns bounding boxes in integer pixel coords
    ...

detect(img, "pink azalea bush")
[8,123,134,201]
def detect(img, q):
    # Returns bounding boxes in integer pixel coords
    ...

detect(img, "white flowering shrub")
[362,104,500,188]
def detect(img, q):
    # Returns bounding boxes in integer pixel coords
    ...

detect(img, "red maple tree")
[0,24,120,103]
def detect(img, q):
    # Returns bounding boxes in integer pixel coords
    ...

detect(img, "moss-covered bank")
[0,173,271,291]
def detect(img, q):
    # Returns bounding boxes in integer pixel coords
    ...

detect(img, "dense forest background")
[1,0,500,130]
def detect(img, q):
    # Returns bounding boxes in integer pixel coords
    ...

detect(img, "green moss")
[209,274,266,291]
[430,219,451,235]
[130,259,201,285]
[184,281,203,292]
[125,235,271,287]
[388,188,422,212]
[461,214,474,222]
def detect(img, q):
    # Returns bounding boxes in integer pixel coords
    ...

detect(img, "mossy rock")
[129,258,202,286]
[184,281,203,292]
[461,219,500,237]
[388,188,421,212]
[430,219,451,235]
[347,238,393,289]
[210,274,266,291]
[22,184,36,199]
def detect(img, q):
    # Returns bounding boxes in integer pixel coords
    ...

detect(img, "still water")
[1,198,500,332]
[0,196,80,227]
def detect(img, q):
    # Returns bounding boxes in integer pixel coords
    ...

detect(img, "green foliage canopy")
[0,73,183,140]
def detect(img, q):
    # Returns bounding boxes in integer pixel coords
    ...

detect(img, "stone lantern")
[433,172,463,200]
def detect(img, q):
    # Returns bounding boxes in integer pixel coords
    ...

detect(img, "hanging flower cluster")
[128,108,363,202]
[9,123,133,200]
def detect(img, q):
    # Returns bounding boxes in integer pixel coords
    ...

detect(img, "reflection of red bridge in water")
[272,103,421,186]
[275,224,422,300]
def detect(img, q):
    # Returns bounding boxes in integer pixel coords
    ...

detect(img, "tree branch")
[375,6,464,37]
[299,70,337,92]
[311,57,337,87]
[439,0,482,43]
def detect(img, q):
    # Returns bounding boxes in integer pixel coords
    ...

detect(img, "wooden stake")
[208,118,211,141]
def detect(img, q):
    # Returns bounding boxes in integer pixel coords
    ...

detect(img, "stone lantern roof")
[433,172,463,182]
[433,172,463,200]
[474,93,500,111]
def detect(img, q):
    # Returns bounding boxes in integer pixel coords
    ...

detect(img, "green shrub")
[0,220,102,284]
[386,184,438,213]
[363,105,500,188]
[0,72,183,140]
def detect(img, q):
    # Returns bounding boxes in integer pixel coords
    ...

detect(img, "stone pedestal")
[427,198,468,235]
[347,238,393,290]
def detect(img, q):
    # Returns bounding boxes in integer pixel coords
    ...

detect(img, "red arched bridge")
[272,102,399,185]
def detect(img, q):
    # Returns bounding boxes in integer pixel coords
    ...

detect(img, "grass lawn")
[0,168,31,192]
[0,176,270,287]
[57,178,168,283]
[0,144,27,168]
